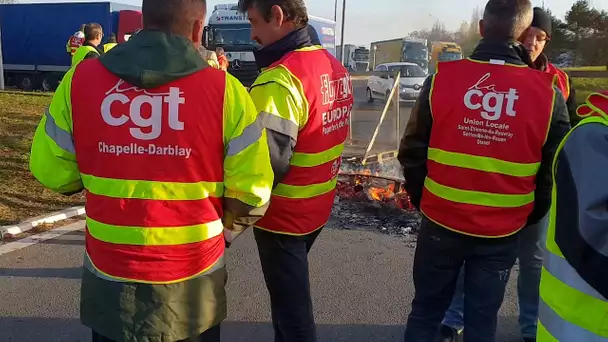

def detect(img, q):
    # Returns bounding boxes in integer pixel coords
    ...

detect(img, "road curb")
[0,206,85,239]
[0,220,86,256]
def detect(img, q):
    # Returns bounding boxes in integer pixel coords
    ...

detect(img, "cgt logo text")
[464,73,518,121]
[101,80,185,140]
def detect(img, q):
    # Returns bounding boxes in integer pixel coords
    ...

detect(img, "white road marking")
[0,220,85,256]
[0,206,85,238]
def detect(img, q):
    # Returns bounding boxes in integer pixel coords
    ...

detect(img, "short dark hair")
[238,0,308,27]
[108,33,117,43]
[84,23,103,41]
[142,0,207,35]
[483,0,533,40]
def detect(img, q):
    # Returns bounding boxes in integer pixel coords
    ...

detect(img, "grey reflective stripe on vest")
[261,112,299,140]
[226,113,264,156]
[44,108,75,154]
[225,112,299,156]
[539,300,608,342]
[83,252,226,283]
[544,250,607,300]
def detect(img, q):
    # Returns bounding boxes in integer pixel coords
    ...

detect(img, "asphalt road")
[0,225,522,342]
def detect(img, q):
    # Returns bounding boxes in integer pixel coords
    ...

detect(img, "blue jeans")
[442,216,548,339]
[404,218,519,342]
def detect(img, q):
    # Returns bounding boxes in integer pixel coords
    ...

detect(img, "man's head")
[238,0,308,47]
[142,0,207,48]
[216,47,225,56]
[108,33,117,44]
[523,7,552,62]
[479,0,533,41]
[84,23,103,46]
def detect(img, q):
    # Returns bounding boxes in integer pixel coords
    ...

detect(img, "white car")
[366,62,427,103]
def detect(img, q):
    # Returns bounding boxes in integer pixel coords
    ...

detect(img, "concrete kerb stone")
[0,206,85,240]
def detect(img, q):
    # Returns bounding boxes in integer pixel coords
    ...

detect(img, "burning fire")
[368,183,396,202]
[337,172,415,211]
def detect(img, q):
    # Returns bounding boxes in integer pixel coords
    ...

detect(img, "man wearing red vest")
[399,0,570,341]
[439,7,580,342]
[30,0,274,341]
[237,0,353,340]
[524,7,578,125]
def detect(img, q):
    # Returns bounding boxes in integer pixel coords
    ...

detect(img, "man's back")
[30,29,273,341]
[421,58,555,236]
[252,46,354,235]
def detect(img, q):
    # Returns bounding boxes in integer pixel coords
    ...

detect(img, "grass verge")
[573,77,608,104]
[564,66,607,72]
[0,93,84,226]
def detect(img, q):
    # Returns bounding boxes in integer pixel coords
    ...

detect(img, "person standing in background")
[238,0,353,340]
[399,0,570,341]
[103,33,117,53]
[66,24,85,56]
[71,23,104,67]
[523,7,579,125]
[216,47,229,71]
[29,0,274,340]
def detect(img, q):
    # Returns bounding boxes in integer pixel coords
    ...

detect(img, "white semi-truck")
[336,44,370,72]
[204,3,337,86]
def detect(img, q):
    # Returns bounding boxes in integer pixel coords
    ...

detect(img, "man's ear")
[270,5,285,27]
[478,19,484,38]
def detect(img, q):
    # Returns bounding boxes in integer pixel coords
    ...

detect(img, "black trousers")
[92,325,221,342]
[403,217,519,342]
[253,227,323,342]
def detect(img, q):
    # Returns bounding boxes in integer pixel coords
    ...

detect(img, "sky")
[18,0,608,45]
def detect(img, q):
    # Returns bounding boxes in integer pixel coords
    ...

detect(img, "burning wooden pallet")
[336,172,415,211]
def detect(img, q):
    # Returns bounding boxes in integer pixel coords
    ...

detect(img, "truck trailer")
[204,3,336,86]
[336,44,370,72]
[0,2,141,91]
[370,38,429,74]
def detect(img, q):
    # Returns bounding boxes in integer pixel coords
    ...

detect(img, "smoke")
[340,158,404,180]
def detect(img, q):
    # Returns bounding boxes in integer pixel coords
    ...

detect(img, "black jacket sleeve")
[566,77,580,126]
[527,88,571,225]
[398,75,433,210]
[84,51,100,60]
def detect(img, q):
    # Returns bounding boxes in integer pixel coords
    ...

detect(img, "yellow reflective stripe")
[87,217,224,246]
[290,143,344,167]
[295,45,324,52]
[540,268,608,337]
[424,177,533,207]
[273,178,337,199]
[81,173,223,200]
[428,148,540,177]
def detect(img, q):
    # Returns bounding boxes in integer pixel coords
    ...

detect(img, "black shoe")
[438,325,463,342]
[522,338,536,342]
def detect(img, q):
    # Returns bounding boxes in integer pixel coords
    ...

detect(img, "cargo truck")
[0,2,141,91]
[336,44,370,72]
[370,38,429,74]
[204,3,336,86]
[429,42,463,73]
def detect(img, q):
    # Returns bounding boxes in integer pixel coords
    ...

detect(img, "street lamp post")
[339,0,347,65]
[373,45,378,69]
[334,0,338,22]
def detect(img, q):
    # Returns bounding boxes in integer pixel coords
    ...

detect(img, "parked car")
[366,62,427,103]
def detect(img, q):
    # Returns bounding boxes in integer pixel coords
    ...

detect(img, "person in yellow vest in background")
[537,91,608,341]
[66,24,85,56]
[103,33,117,53]
[29,0,274,340]
[71,23,104,67]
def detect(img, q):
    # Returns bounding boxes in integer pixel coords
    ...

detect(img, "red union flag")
[320,74,352,107]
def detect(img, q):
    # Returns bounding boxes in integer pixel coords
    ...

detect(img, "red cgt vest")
[71,60,226,283]
[255,47,354,235]
[546,63,570,100]
[422,59,555,237]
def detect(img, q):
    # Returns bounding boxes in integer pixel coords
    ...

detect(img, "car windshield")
[388,65,426,77]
